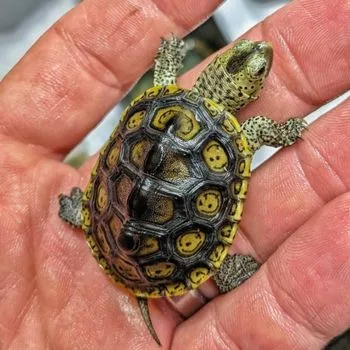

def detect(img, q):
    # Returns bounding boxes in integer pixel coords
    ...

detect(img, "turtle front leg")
[58,187,83,228]
[214,254,261,293]
[242,116,308,153]
[154,35,186,86]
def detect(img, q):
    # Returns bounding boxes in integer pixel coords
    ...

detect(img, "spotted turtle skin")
[81,85,252,298]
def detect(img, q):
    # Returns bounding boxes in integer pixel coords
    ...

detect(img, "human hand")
[1,0,349,349]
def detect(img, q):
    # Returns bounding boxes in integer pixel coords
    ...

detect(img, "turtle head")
[225,40,273,97]
[193,40,273,113]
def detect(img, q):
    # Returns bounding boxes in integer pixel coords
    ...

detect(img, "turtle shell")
[81,85,252,298]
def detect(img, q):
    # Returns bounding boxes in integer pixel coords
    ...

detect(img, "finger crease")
[265,261,329,343]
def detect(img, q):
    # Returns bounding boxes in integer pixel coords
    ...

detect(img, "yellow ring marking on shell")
[96,183,108,211]
[218,223,238,245]
[229,201,244,221]
[83,182,93,201]
[202,140,229,173]
[90,159,99,178]
[221,112,241,135]
[195,189,222,217]
[238,158,252,177]
[144,262,176,279]
[163,84,183,96]
[175,230,205,257]
[114,258,140,281]
[235,137,252,156]
[188,267,211,288]
[203,98,224,118]
[126,110,145,131]
[81,206,91,230]
[86,235,99,257]
[145,85,163,98]
[137,236,160,256]
[208,244,229,268]
[231,179,249,199]
[130,139,152,168]
[152,106,201,141]
[106,143,120,168]
[164,282,187,297]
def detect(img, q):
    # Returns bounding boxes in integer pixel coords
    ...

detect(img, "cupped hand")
[1,0,349,349]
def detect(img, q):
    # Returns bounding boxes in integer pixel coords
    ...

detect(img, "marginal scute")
[234,137,252,156]
[163,84,183,96]
[231,179,249,199]
[83,182,93,201]
[81,205,91,229]
[188,266,211,288]
[203,98,224,118]
[114,257,140,281]
[208,244,228,268]
[175,230,206,257]
[195,189,222,217]
[221,112,241,135]
[218,222,238,244]
[144,262,176,279]
[164,281,187,296]
[202,140,229,173]
[96,225,111,255]
[237,158,251,177]
[229,201,244,221]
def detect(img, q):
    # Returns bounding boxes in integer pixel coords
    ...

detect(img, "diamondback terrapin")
[59,36,306,345]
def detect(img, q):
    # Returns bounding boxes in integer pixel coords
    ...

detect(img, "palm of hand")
[1,0,349,349]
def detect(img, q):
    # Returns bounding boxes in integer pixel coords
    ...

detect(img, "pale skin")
[0,0,349,349]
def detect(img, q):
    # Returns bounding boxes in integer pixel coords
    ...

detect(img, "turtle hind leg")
[242,116,308,153]
[58,187,83,228]
[137,297,161,346]
[154,35,186,86]
[214,254,261,293]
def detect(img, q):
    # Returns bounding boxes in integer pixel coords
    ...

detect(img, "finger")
[181,0,350,120]
[0,0,223,155]
[173,192,350,349]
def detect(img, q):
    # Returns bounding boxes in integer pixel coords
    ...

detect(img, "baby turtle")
[59,36,306,345]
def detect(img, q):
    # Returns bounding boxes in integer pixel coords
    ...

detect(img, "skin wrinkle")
[264,262,329,343]
[211,301,240,350]
[296,136,349,203]
[270,25,321,108]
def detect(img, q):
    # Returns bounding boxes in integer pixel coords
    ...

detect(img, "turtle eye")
[256,66,265,76]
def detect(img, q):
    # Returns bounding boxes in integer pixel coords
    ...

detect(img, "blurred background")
[0,0,348,347]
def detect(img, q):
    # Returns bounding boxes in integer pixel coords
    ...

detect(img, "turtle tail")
[137,297,161,346]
